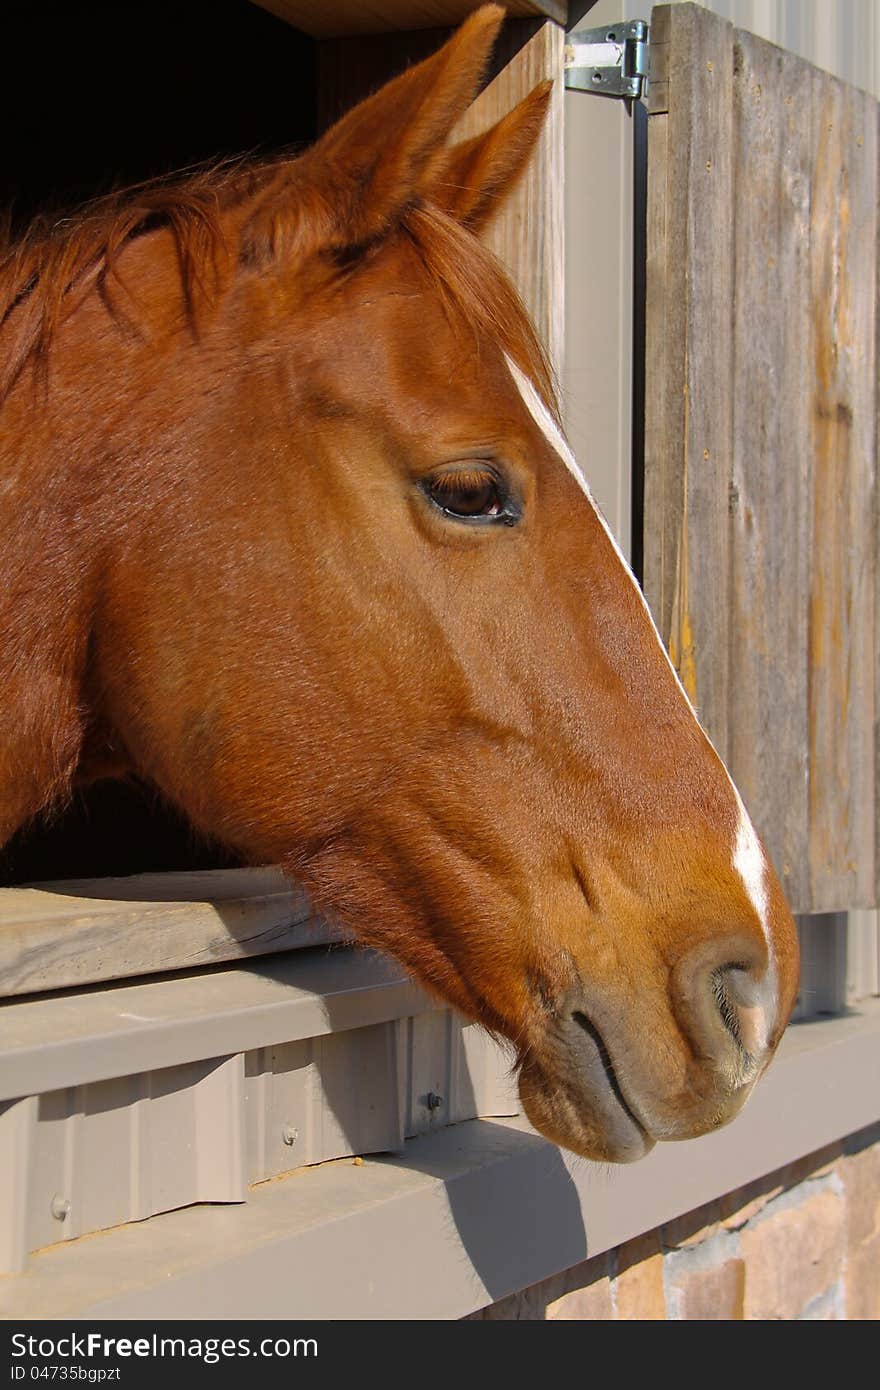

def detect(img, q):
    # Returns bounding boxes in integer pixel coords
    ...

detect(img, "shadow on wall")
[371,1119,589,1304]
[314,956,583,1301]
[271,956,590,1304]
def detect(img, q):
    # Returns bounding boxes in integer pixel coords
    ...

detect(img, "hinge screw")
[51,1194,70,1221]
[425,1092,443,1111]
[282,1124,299,1147]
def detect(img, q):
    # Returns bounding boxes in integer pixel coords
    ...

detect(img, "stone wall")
[466,1121,880,1320]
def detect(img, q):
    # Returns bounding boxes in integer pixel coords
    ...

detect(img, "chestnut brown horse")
[0,7,798,1162]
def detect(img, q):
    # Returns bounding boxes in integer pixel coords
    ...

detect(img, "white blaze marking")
[505,359,695,709]
[732,788,772,959]
[505,355,775,972]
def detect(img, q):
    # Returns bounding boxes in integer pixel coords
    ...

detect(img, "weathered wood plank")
[252,0,567,40]
[727,32,812,910]
[645,4,879,913]
[0,869,346,999]
[807,69,877,910]
[643,3,736,761]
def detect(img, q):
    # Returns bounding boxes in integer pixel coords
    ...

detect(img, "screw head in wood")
[51,1194,70,1221]
[282,1124,299,1147]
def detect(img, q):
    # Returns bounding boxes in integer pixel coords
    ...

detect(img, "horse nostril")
[712,966,749,1053]
[710,963,771,1062]
[673,943,776,1080]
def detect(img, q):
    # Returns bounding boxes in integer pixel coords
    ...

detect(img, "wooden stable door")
[643,2,879,915]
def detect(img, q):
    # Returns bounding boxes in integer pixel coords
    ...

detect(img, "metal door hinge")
[564,19,649,101]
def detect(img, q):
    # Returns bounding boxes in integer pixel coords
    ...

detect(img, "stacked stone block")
[467,1121,880,1320]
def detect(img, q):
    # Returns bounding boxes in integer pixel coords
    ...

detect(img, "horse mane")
[0,161,253,403]
[0,152,558,419]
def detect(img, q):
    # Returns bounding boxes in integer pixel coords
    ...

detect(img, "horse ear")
[306,4,504,248]
[425,80,553,234]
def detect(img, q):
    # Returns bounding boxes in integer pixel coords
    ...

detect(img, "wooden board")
[451,19,564,370]
[806,68,877,911]
[644,3,879,913]
[644,3,735,764]
[0,869,347,999]
[727,30,812,912]
[251,0,566,39]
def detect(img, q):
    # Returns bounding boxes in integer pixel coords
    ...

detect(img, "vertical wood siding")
[452,20,565,372]
[644,3,879,914]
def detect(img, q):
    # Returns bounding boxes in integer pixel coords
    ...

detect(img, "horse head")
[0,5,798,1161]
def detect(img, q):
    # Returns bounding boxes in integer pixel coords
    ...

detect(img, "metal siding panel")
[140,1065,201,1216]
[77,1075,140,1238]
[0,1097,36,1274]
[247,1039,315,1173]
[792,913,848,1019]
[847,908,880,1002]
[452,1023,519,1121]
[245,1024,406,1182]
[563,0,634,552]
[17,1057,246,1266]
[315,1024,405,1161]
[408,1014,519,1131]
[243,1049,269,1182]
[406,1012,454,1136]
[693,0,880,99]
[195,1054,247,1202]
[2,1005,877,1318]
[27,1091,71,1253]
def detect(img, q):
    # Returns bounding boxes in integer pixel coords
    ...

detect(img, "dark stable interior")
[1,1,316,883]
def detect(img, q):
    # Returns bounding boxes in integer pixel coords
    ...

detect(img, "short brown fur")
[0,7,798,1162]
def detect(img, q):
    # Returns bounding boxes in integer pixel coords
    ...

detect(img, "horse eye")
[422,466,513,523]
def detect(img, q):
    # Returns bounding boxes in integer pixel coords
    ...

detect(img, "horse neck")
[0,382,91,836]
[0,213,283,843]
[0,264,157,840]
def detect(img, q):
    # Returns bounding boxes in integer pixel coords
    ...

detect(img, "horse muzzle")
[518,948,779,1163]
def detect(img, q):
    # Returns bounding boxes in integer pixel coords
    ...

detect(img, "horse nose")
[674,945,776,1080]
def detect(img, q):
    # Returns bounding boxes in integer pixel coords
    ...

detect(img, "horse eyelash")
[429,467,497,493]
